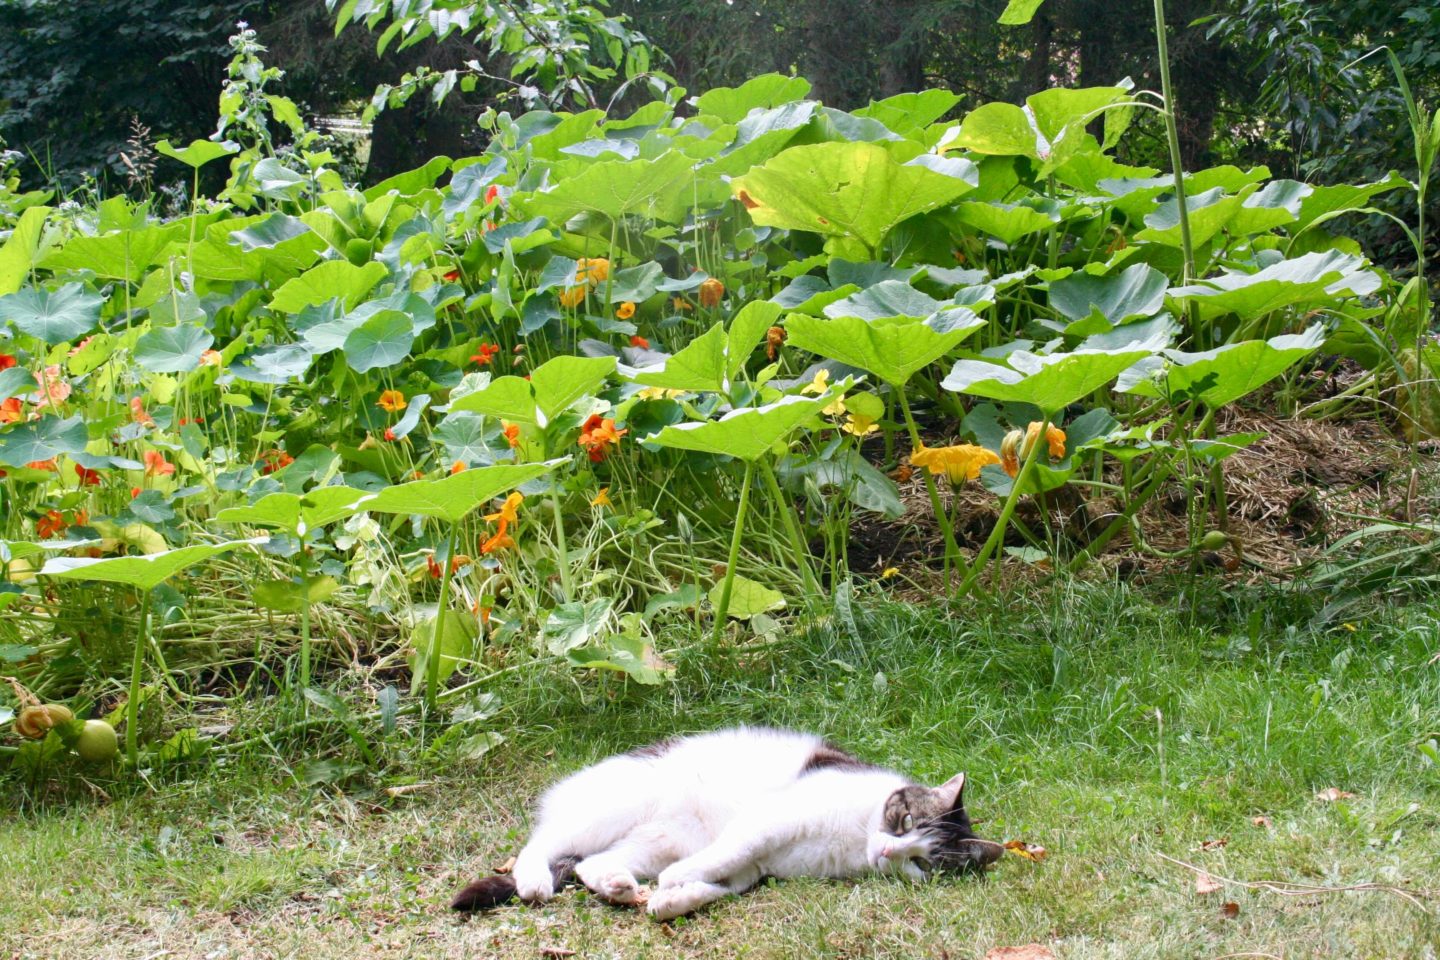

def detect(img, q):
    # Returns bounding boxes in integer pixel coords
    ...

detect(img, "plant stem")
[896,389,964,588]
[125,589,152,768]
[758,458,820,596]
[712,460,755,644]
[426,526,457,713]
[957,419,1052,597]
[1152,0,1199,332]
[297,541,312,692]
[550,491,574,602]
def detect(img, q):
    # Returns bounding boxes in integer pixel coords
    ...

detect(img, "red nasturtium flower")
[259,448,294,475]
[426,555,443,579]
[74,463,101,486]
[443,269,462,283]
[629,335,650,349]
[377,389,407,413]
[485,184,500,205]
[0,354,16,370]
[143,450,175,477]
[383,428,397,442]
[698,277,725,307]
[0,397,22,424]
[578,413,627,463]
[470,342,500,366]
[36,510,67,539]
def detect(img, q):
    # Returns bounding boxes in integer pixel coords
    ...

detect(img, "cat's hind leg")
[575,824,687,906]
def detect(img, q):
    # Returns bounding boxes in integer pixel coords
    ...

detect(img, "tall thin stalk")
[425,527,457,712]
[896,390,965,588]
[1153,0,1199,333]
[712,460,755,643]
[125,590,153,767]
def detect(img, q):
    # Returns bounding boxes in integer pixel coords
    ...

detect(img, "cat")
[450,726,1004,920]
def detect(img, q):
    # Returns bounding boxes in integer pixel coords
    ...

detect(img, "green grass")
[3,580,1439,959]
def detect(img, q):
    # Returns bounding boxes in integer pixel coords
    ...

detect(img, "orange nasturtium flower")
[0,397,22,424]
[0,353,15,370]
[130,396,155,427]
[260,448,294,475]
[502,422,522,449]
[911,443,1001,485]
[616,301,636,320]
[671,296,693,312]
[26,458,57,471]
[450,461,466,475]
[480,492,524,554]
[578,414,627,463]
[470,342,500,367]
[629,335,650,349]
[199,349,222,367]
[35,365,70,408]
[698,277,725,307]
[74,463,101,486]
[377,389,407,413]
[143,450,175,478]
[590,487,612,508]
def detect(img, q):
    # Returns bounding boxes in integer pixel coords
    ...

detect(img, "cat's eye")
[902,814,914,832]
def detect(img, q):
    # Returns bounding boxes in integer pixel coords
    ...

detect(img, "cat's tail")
[450,856,579,911]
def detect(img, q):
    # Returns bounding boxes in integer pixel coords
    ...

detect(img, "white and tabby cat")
[451,727,1003,920]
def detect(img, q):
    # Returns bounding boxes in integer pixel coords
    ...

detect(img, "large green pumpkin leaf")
[363,459,566,523]
[727,301,784,378]
[270,260,387,313]
[134,323,214,373]
[39,539,264,591]
[215,487,374,535]
[695,74,813,123]
[942,347,1152,413]
[449,356,615,426]
[854,90,962,136]
[156,138,239,169]
[627,323,727,393]
[0,284,101,344]
[1049,263,1168,325]
[409,610,477,690]
[953,201,1058,245]
[647,394,832,461]
[822,280,944,321]
[519,151,694,224]
[0,207,51,297]
[1115,325,1324,407]
[787,308,986,386]
[1169,251,1379,320]
[732,141,976,254]
[567,631,668,685]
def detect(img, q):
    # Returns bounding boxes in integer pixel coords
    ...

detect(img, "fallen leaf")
[1003,839,1048,862]
[982,946,1055,960]
[384,782,433,798]
[1315,787,1357,802]
[494,856,517,875]
[1198,837,1229,852]
[1195,872,1223,895]
[1221,901,1240,919]
[1252,815,1273,828]
[539,949,576,959]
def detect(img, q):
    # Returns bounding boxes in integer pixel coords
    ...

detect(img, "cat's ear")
[935,771,967,809]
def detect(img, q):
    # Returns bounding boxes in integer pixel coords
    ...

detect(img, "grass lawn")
[3,581,1438,959]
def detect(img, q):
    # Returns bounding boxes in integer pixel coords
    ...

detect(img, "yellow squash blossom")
[558,285,588,308]
[1002,422,1067,477]
[843,412,880,437]
[576,257,610,285]
[911,443,1001,484]
[698,277,725,307]
[377,389,407,413]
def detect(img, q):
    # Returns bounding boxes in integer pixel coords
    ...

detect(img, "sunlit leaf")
[647,395,833,461]
[943,347,1152,413]
[364,460,566,523]
[39,539,265,591]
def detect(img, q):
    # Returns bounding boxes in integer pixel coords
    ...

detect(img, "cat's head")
[866,773,1004,876]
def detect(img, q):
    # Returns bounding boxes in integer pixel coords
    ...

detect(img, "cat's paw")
[656,862,700,889]
[513,859,555,903]
[576,860,641,905]
[647,883,706,921]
